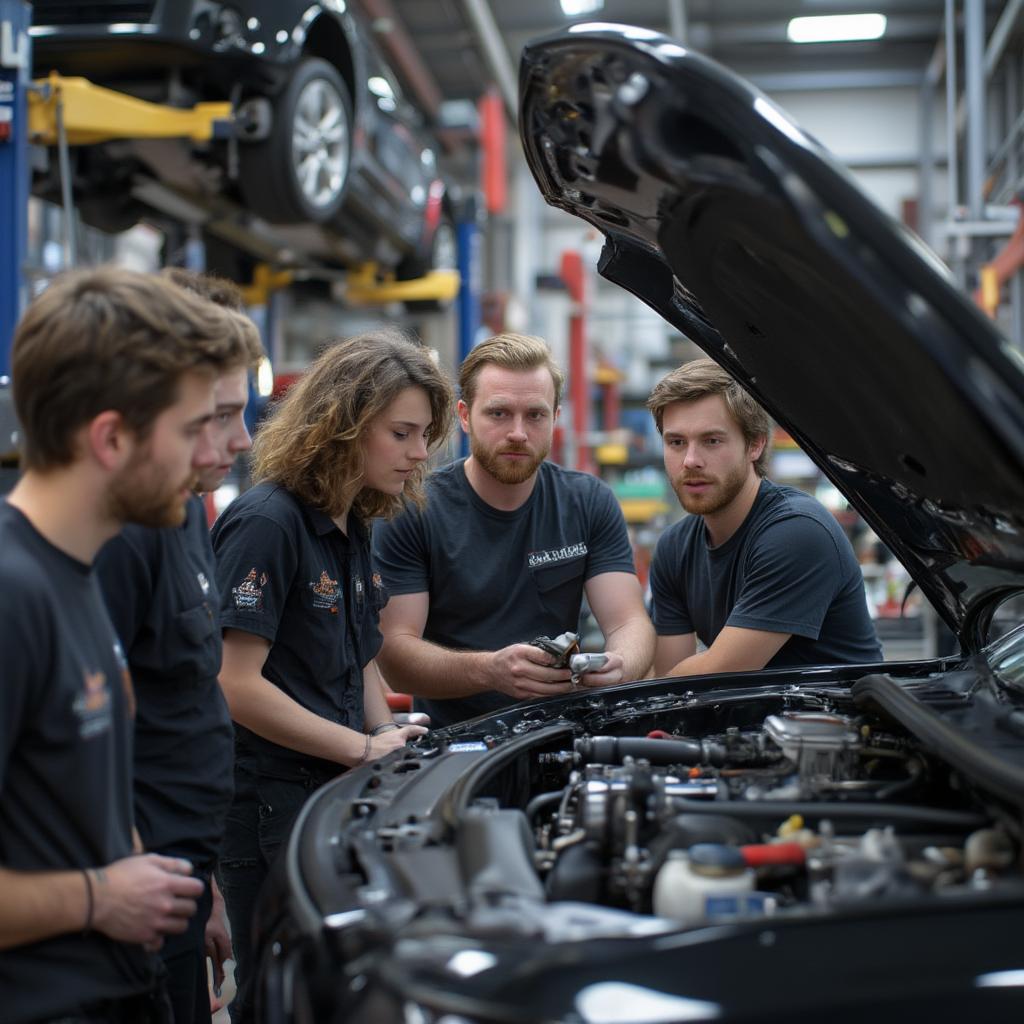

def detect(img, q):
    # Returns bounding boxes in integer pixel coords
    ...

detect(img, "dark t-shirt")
[95,495,233,870]
[650,479,882,667]
[372,459,637,727]
[0,503,154,1022]
[211,483,384,774]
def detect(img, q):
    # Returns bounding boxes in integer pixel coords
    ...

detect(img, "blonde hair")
[251,328,454,519]
[459,332,564,408]
[647,358,773,477]
[13,266,249,471]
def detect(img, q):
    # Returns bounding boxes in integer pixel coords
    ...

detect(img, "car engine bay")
[426,680,1024,938]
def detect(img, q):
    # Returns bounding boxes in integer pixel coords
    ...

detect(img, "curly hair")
[647,357,773,477]
[251,328,454,520]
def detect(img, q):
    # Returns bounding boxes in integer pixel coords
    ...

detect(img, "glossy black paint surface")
[518,24,1024,652]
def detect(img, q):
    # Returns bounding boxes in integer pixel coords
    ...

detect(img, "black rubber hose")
[575,736,726,766]
[662,798,987,831]
[525,790,564,821]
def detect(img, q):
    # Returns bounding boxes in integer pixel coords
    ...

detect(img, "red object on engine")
[740,842,807,867]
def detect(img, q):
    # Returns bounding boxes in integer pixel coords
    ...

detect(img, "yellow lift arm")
[28,72,232,145]
[345,263,460,306]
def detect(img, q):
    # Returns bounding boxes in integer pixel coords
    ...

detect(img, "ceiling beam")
[460,0,518,121]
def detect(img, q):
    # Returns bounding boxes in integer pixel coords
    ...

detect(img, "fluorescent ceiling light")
[560,0,604,17]
[787,14,887,43]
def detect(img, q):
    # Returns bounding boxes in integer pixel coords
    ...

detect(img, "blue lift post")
[0,0,30,377]
[455,192,482,457]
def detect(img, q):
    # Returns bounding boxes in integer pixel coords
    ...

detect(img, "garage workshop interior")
[3,3,1024,1023]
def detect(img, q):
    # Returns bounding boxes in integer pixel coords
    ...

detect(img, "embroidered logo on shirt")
[73,668,112,739]
[309,570,342,613]
[527,542,588,568]
[233,568,267,610]
[197,571,210,596]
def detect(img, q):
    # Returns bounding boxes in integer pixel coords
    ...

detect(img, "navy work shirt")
[0,503,154,1023]
[373,458,638,727]
[211,482,384,774]
[95,494,233,871]
[650,479,882,667]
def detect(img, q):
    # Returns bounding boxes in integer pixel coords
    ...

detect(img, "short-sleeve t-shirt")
[95,494,233,870]
[650,479,882,667]
[211,483,385,774]
[372,459,637,727]
[0,503,154,1022]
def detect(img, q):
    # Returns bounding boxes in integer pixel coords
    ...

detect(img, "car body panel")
[518,24,1024,653]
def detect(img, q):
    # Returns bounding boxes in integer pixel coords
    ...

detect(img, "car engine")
[498,698,1022,931]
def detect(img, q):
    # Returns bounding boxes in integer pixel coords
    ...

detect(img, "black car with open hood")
[249,25,1024,1024]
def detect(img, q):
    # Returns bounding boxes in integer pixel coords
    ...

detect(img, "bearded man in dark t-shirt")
[0,268,245,1024]
[647,359,881,677]
[374,333,655,727]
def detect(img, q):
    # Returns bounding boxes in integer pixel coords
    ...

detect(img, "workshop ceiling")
[380,0,1005,110]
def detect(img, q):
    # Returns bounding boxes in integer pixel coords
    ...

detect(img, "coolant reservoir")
[653,844,755,925]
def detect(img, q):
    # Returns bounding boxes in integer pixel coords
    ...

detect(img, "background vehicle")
[267,22,1024,1023]
[29,0,453,283]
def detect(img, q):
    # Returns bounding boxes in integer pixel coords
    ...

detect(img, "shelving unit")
[922,0,1024,346]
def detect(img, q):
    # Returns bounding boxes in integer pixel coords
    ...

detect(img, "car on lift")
[28,0,454,288]
[249,23,1024,1024]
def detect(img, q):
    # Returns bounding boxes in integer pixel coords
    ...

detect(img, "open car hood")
[519,23,1024,653]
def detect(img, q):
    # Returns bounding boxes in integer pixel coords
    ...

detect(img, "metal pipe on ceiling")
[945,0,960,215]
[964,0,986,220]
[460,0,518,122]
[667,0,687,43]
[985,0,1024,79]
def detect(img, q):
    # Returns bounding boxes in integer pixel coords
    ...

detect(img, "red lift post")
[560,250,595,474]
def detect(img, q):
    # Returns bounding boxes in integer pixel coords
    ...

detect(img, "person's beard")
[672,457,749,516]
[470,431,550,485]
[107,448,196,529]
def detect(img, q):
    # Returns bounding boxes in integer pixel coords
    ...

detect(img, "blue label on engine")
[705,893,773,919]
[447,741,488,752]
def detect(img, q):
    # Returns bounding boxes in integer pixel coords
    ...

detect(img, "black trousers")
[161,876,214,1024]
[217,758,338,1024]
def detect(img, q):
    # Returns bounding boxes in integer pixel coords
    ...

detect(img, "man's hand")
[91,854,204,949]
[576,650,626,689]
[205,876,232,998]
[487,643,573,700]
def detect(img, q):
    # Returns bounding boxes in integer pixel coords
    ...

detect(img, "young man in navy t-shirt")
[647,358,881,677]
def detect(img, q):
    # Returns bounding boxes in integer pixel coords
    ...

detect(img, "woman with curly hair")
[210,328,453,1021]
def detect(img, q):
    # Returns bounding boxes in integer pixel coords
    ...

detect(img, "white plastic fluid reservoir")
[652,844,755,926]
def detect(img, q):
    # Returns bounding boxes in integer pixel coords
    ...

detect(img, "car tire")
[399,214,458,313]
[238,57,352,225]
